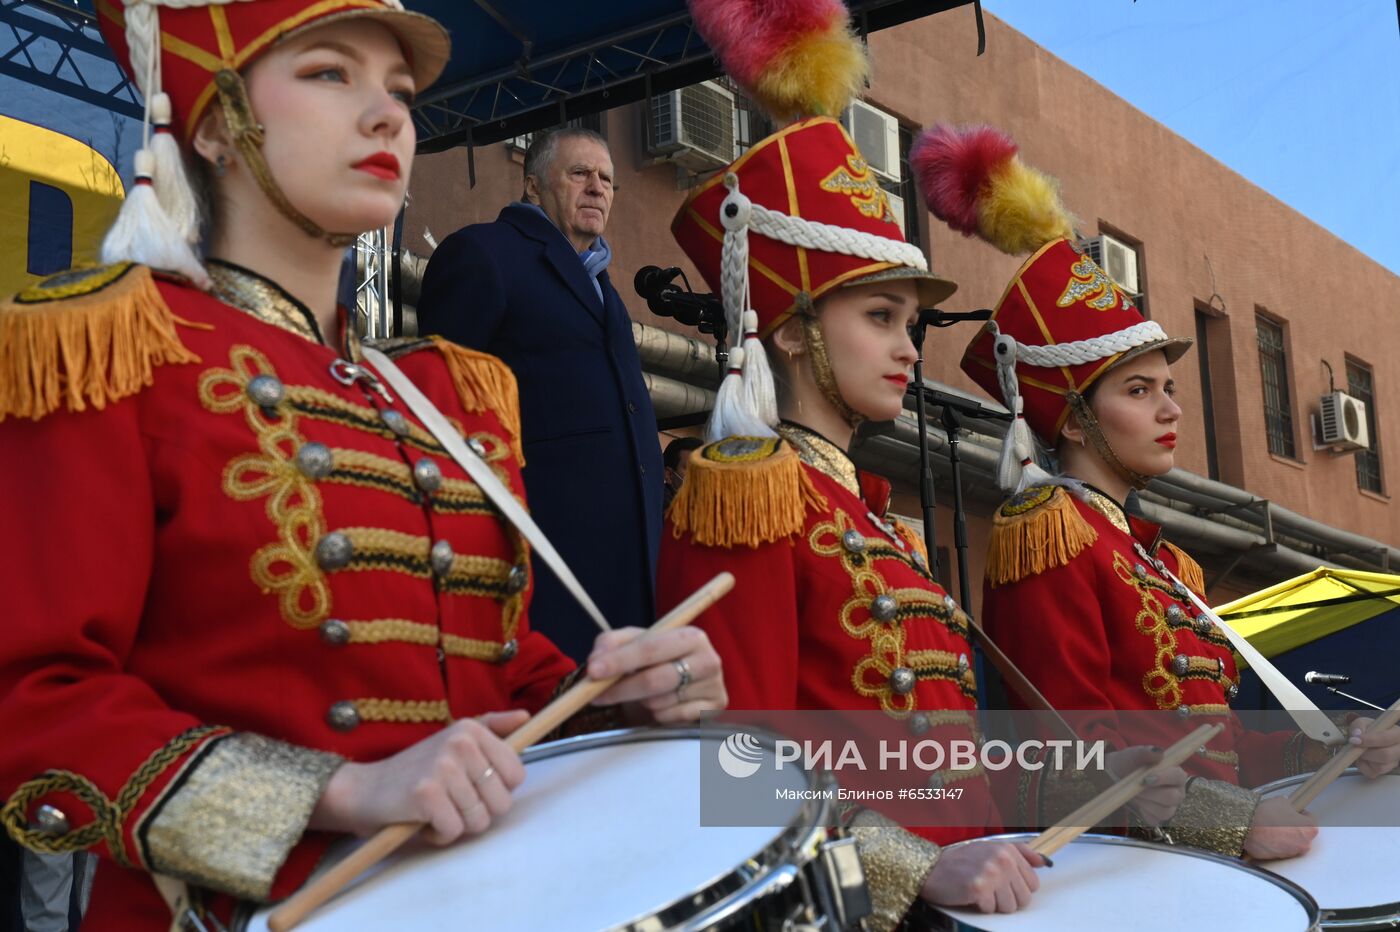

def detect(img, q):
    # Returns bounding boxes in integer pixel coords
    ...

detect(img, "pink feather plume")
[689,0,846,86]
[910,124,1018,237]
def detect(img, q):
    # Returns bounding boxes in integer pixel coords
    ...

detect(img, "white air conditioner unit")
[844,101,901,183]
[1083,234,1141,296]
[885,191,906,235]
[647,81,737,171]
[1317,390,1369,452]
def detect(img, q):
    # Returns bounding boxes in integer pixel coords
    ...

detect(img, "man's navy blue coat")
[417,203,663,662]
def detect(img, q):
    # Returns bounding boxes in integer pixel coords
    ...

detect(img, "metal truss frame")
[0,0,141,119]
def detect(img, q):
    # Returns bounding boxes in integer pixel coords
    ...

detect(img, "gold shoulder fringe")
[426,336,524,464]
[668,436,827,548]
[892,519,929,563]
[986,485,1097,587]
[0,263,200,422]
[1162,540,1206,597]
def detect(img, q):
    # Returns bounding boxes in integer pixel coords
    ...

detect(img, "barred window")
[1256,316,1295,458]
[1346,359,1383,493]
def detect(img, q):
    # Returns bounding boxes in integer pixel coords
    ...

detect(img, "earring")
[215,154,228,177]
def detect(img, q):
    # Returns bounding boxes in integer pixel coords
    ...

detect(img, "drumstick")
[1288,695,1400,812]
[267,572,735,932]
[1029,723,1223,857]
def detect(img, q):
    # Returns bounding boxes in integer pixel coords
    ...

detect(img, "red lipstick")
[1156,432,1177,449]
[884,374,910,387]
[354,152,400,180]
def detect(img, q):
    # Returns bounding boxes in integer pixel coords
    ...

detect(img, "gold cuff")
[141,733,343,902]
[846,809,940,932]
[1161,776,1257,857]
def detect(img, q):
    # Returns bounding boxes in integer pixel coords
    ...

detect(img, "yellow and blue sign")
[1,113,125,296]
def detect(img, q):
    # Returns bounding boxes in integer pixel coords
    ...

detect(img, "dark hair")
[663,436,704,471]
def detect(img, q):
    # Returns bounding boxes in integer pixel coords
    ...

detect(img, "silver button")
[909,713,931,735]
[1176,704,1191,718]
[1173,583,1191,601]
[467,437,487,457]
[295,442,334,479]
[1166,604,1184,624]
[1172,654,1189,676]
[913,550,927,569]
[958,653,970,674]
[430,539,455,576]
[943,594,957,613]
[889,667,917,695]
[246,374,285,408]
[33,805,69,836]
[412,458,443,493]
[841,530,866,554]
[1217,658,1226,674]
[505,564,528,594]
[1195,613,1212,633]
[498,639,519,663]
[1226,683,1239,701]
[327,701,360,731]
[1134,563,1148,580]
[381,408,411,437]
[315,532,353,570]
[319,618,351,646]
[870,594,898,622]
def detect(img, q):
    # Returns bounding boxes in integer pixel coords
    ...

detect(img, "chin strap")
[800,313,865,429]
[1065,390,1153,491]
[214,69,359,249]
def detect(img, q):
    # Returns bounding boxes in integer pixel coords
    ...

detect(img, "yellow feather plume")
[976,161,1076,257]
[751,21,869,121]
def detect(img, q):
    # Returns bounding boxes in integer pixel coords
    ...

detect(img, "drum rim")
[522,725,838,932]
[1254,767,1400,926]
[931,832,1321,931]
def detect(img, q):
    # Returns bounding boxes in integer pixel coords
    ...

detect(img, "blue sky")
[983,0,1400,275]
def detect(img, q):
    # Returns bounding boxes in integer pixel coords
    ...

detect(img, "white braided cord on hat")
[746,202,927,272]
[998,320,1170,369]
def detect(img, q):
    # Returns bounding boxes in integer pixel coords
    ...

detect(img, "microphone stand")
[909,314,941,582]
[1325,685,1387,712]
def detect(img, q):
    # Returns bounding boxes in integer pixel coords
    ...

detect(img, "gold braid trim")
[427,337,524,464]
[352,699,452,724]
[1162,540,1206,597]
[986,486,1097,587]
[668,436,827,548]
[0,263,201,421]
[338,620,513,661]
[1,725,227,864]
[845,810,939,932]
[1162,776,1257,857]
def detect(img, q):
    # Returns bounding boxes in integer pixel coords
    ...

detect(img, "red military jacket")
[657,425,999,844]
[0,262,574,929]
[980,482,1320,788]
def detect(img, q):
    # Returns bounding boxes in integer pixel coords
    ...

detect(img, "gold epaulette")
[986,485,1097,587]
[1161,540,1205,597]
[0,263,201,422]
[668,436,827,548]
[393,336,523,464]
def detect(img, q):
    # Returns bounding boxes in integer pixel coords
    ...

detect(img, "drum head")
[251,728,820,931]
[930,834,1318,931]
[1255,770,1400,927]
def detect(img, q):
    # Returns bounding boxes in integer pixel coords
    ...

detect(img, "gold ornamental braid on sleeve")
[139,733,343,902]
[845,809,939,932]
[1159,776,1258,858]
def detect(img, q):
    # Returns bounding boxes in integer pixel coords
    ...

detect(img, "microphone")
[633,266,725,336]
[916,308,993,329]
[1304,671,1351,685]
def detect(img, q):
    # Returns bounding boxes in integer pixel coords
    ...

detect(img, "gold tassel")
[428,336,524,464]
[1162,541,1206,597]
[986,486,1097,587]
[0,264,200,422]
[668,437,827,548]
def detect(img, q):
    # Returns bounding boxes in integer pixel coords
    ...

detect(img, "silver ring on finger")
[673,658,692,700]
[473,765,495,786]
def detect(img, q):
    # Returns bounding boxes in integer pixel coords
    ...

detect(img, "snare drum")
[1255,769,1400,930]
[249,727,868,931]
[923,834,1319,931]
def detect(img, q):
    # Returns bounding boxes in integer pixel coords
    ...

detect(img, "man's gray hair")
[523,127,610,191]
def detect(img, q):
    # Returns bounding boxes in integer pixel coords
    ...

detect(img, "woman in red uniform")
[0,3,724,928]
[912,122,1400,860]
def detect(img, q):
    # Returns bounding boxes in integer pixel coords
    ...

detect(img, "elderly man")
[418,129,663,663]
